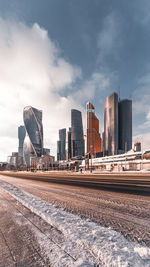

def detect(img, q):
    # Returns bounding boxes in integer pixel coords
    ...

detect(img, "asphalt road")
[1,171,150,194]
[0,173,150,249]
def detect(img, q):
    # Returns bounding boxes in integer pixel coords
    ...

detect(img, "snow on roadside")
[0,181,150,267]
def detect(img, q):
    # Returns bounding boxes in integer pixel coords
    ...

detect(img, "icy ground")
[0,181,150,267]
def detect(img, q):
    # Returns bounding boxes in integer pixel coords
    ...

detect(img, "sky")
[0,0,150,161]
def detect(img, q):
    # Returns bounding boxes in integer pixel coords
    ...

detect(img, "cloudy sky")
[0,0,150,161]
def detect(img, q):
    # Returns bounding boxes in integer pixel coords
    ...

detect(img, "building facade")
[43,148,50,155]
[57,128,66,161]
[18,125,26,156]
[7,152,23,168]
[104,92,132,156]
[86,102,102,156]
[71,109,84,158]
[30,155,55,170]
[134,142,141,152]
[66,127,72,160]
[104,92,118,156]
[118,99,132,152]
[23,106,43,166]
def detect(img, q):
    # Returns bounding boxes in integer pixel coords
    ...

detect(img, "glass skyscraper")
[23,106,43,166]
[86,102,102,156]
[104,93,132,155]
[66,127,71,160]
[57,128,66,161]
[18,125,26,157]
[104,92,118,156]
[118,99,132,152]
[71,109,84,158]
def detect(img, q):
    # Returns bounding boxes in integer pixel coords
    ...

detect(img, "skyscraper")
[104,92,118,156]
[71,109,84,158]
[66,127,72,160]
[57,128,66,161]
[23,106,43,166]
[18,125,26,157]
[86,102,102,156]
[118,99,132,152]
[104,92,132,156]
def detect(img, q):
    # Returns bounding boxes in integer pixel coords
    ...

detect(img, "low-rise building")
[7,152,24,169]
[30,155,55,170]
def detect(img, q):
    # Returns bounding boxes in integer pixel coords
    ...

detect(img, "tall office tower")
[71,109,84,158]
[57,128,66,161]
[57,141,61,161]
[102,132,105,156]
[23,106,43,166]
[118,99,132,152]
[18,125,26,156]
[104,92,118,156]
[66,128,72,160]
[86,102,102,156]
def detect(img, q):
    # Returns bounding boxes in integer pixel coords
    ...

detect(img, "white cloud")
[133,73,150,120]
[0,18,113,161]
[0,18,82,161]
[71,72,110,104]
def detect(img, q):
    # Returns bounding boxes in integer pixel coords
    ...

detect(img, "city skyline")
[0,1,150,161]
[20,92,132,165]
[0,92,143,162]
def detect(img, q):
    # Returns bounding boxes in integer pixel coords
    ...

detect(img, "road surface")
[1,171,150,193]
[0,172,150,249]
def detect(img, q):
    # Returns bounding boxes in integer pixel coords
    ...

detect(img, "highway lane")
[0,174,150,247]
[1,171,150,194]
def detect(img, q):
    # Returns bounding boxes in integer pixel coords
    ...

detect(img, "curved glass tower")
[23,106,43,166]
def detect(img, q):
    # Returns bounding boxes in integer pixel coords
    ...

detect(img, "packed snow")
[0,181,150,267]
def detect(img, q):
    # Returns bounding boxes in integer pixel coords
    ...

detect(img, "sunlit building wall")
[104,92,118,156]
[23,106,43,166]
[86,102,102,156]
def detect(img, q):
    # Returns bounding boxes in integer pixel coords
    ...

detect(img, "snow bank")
[0,181,150,267]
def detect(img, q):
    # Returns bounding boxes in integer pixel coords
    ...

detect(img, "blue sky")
[0,0,150,160]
